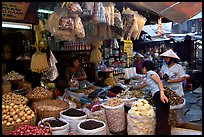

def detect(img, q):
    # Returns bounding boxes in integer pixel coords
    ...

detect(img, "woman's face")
[164,57,171,64]
[142,67,147,74]
[73,59,80,68]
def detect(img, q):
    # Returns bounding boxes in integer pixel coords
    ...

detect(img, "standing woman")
[159,49,188,97]
[132,60,171,135]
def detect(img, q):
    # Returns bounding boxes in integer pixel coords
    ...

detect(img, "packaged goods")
[127,99,156,135]
[77,119,106,135]
[102,98,126,133]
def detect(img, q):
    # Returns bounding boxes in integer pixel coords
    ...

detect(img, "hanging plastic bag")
[46,7,76,41]
[83,21,98,40]
[92,2,106,24]
[132,15,147,40]
[126,12,139,39]
[121,8,135,38]
[82,2,95,16]
[46,50,59,81]
[66,2,83,15]
[74,16,85,38]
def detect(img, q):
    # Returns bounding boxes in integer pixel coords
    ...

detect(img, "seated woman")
[65,56,87,83]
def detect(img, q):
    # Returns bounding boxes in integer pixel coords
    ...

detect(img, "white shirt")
[160,63,185,97]
[145,70,160,97]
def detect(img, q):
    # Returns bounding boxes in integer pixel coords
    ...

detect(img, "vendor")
[65,56,87,82]
[158,49,189,97]
[133,52,145,74]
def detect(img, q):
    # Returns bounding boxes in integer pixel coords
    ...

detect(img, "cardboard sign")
[2,2,30,20]
[123,40,133,57]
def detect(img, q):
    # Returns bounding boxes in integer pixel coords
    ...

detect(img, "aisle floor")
[180,85,202,125]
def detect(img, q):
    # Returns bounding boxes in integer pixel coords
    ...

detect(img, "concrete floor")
[180,85,202,125]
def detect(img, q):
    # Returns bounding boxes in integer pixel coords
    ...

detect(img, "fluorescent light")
[2,21,32,29]
[38,9,54,14]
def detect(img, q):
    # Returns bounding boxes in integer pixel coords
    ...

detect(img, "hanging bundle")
[90,41,103,63]
[30,50,49,73]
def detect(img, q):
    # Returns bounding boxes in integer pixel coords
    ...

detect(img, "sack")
[101,102,126,133]
[60,109,87,132]
[83,108,111,135]
[77,119,106,135]
[127,112,156,135]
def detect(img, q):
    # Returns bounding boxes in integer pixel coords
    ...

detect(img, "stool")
[185,83,193,91]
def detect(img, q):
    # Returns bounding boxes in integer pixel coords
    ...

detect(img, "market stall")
[2,2,202,135]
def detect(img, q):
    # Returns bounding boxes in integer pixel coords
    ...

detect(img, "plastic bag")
[66,2,83,15]
[132,15,147,40]
[93,2,106,24]
[82,2,95,16]
[101,102,126,133]
[46,8,76,41]
[126,12,139,39]
[74,16,85,38]
[121,8,135,38]
[103,2,115,26]
[83,22,98,39]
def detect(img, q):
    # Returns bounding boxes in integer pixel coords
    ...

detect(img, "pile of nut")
[104,98,122,107]
[26,86,52,101]
[2,93,28,105]
[164,86,184,106]
[116,90,135,99]
[2,71,24,81]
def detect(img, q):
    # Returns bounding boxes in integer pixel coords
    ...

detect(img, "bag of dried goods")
[74,15,85,38]
[132,15,147,40]
[92,2,106,24]
[38,117,69,135]
[82,103,111,135]
[127,99,156,135]
[121,8,135,38]
[65,2,83,15]
[82,2,94,16]
[60,108,87,132]
[110,7,123,37]
[103,2,115,26]
[101,98,126,133]
[77,119,106,135]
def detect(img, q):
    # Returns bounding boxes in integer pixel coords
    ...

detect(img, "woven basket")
[32,100,69,121]
[2,81,12,95]
[26,92,53,103]
[2,114,37,135]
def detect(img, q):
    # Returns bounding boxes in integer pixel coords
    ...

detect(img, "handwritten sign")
[2,2,30,20]
[123,40,133,57]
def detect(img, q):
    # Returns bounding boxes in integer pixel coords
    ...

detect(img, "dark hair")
[69,56,79,67]
[142,60,155,71]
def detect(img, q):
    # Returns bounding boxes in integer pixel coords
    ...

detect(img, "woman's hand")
[160,93,169,104]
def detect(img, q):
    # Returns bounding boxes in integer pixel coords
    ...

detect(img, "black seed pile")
[62,108,86,117]
[80,120,104,130]
[44,119,66,127]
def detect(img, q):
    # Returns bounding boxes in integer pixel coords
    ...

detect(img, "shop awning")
[130,2,202,24]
